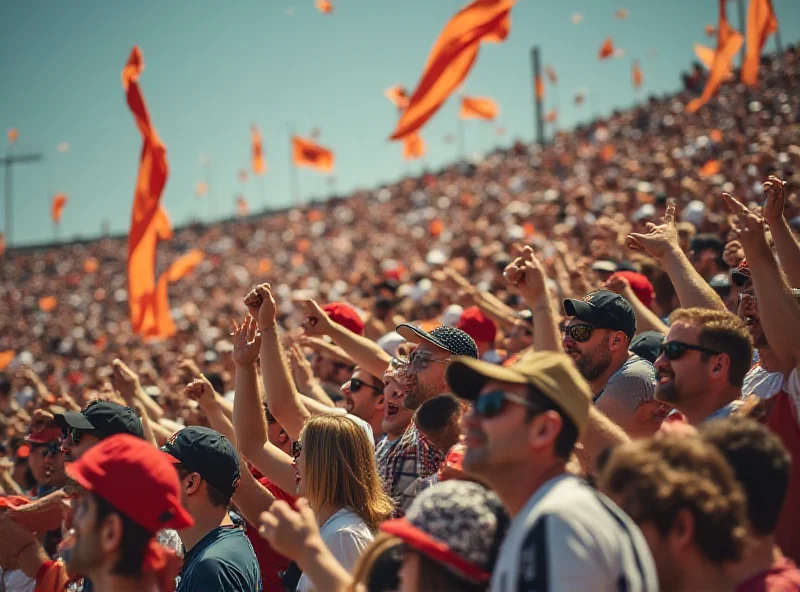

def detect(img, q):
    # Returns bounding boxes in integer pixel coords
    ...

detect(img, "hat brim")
[66,460,96,493]
[396,323,452,355]
[446,356,531,401]
[381,518,489,584]
[563,298,595,322]
[54,411,95,431]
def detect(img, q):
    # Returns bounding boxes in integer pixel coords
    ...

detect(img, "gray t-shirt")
[491,474,658,592]
[595,353,657,411]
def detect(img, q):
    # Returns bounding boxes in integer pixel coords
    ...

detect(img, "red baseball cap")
[25,426,63,444]
[457,307,497,344]
[67,434,193,534]
[609,271,655,308]
[323,302,365,336]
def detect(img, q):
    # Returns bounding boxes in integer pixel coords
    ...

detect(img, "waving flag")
[292,136,335,172]
[687,0,743,113]
[459,96,499,120]
[151,250,204,339]
[695,44,734,79]
[390,0,517,140]
[251,124,266,175]
[599,38,615,60]
[51,193,68,224]
[742,0,777,86]
[316,0,333,14]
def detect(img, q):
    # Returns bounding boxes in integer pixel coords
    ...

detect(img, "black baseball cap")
[396,324,479,359]
[55,401,144,440]
[161,427,240,497]
[630,331,666,364]
[563,290,637,340]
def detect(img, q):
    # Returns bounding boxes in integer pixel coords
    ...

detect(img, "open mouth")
[385,402,399,418]
[657,370,674,385]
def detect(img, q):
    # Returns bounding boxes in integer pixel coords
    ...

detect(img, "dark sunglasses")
[562,324,596,343]
[30,441,63,458]
[292,440,303,459]
[66,427,100,445]
[474,390,539,419]
[658,341,721,361]
[349,378,384,395]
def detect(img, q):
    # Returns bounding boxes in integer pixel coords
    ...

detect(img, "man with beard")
[562,290,662,438]
[654,308,752,424]
[5,434,193,592]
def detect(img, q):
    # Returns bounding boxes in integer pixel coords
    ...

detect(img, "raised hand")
[605,274,631,295]
[111,359,141,404]
[185,376,218,410]
[722,239,745,268]
[722,193,770,256]
[503,245,548,304]
[626,204,678,260]
[231,317,262,367]
[178,358,203,384]
[287,343,315,392]
[299,299,333,337]
[762,175,787,223]
[244,284,278,331]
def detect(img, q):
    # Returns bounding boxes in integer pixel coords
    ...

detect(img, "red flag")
[545,109,558,123]
[292,136,334,172]
[251,124,266,175]
[403,133,426,161]
[122,46,170,337]
[51,193,68,224]
[236,196,249,217]
[687,0,743,113]
[535,75,544,100]
[7,129,18,144]
[545,66,557,84]
[390,0,517,140]
[632,61,643,89]
[742,0,777,86]
[599,38,615,60]
[384,85,410,110]
[316,0,333,14]
[459,96,499,120]
[151,250,204,340]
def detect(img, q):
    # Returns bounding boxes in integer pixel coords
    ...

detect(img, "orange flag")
[687,0,743,113]
[599,38,615,60]
[150,250,204,340]
[384,85,410,110]
[251,124,266,175]
[122,46,171,337]
[545,66,557,84]
[403,133,426,161]
[545,109,558,123]
[390,0,517,140]
[51,193,68,224]
[699,160,722,177]
[459,96,499,120]
[292,136,334,172]
[695,44,734,80]
[236,196,249,217]
[535,75,544,100]
[632,61,643,89]
[316,0,333,14]
[8,129,18,144]
[195,181,208,197]
[742,0,777,86]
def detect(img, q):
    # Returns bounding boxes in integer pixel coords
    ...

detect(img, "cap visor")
[159,447,182,464]
[563,298,595,321]
[446,356,529,401]
[396,323,451,354]
[54,411,95,431]
[66,461,96,493]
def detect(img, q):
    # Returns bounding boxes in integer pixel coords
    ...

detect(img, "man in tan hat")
[447,350,658,591]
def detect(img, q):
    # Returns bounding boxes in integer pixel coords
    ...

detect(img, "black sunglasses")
[474,390,539,419]
[658,341,721,361]
[30,441,63,458]
[562,324,596,343]
[292,440,303,459]
[349,378,384,395]
[66,427,101,445]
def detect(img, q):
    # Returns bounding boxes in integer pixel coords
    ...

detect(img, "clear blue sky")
[2,0,799,247]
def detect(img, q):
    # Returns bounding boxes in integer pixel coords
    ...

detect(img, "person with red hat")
[3,433,193,592]
[458,306,501,364]
[24,412,66,499]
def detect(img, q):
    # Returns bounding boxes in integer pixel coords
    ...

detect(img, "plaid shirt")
[376,421,445,514]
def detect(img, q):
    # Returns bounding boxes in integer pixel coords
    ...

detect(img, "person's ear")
[709,353,730,380]
[185,472,202,496]
[100,512,124,554]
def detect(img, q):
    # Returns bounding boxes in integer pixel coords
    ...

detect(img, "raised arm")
[112,359,165,421]
[763,176,800,289]
[300,299,391,379]
[504,246,562,353]
[575,407,631,474]
[287,342,338,408]
[627,204,725,311]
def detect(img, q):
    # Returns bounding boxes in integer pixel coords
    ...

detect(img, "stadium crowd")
[1,45,800,592]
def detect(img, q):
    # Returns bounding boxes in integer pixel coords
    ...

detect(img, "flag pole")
[531,47,545,146]
[287,123,300,206]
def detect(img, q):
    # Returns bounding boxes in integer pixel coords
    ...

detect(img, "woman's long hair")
[302,415,394,530]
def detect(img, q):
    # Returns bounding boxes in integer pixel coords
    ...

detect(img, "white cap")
[682,200,706,226]
[376,332,406,357]
[633,204,656,222]
[441,304,464,327]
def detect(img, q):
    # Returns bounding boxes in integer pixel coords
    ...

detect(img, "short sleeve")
[597,360,656,411]
[323,528,373,573]
[177,559,251,592]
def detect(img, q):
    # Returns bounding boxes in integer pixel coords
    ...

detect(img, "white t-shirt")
[296,508,374,592]
[491,474,658,592]
[742,364,785,400]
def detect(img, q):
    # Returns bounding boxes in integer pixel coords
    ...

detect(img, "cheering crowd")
[1,43,800,592]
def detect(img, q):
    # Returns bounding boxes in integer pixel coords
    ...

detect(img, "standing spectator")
[599,434,748,592]
[161,426,261,592]
[447,351,658,591]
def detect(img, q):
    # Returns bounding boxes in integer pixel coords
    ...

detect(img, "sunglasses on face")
[474,390,539,419]
[562,324,596,343]
[66,427,100,445]
[292,440,303,459]
[30,441,62,458]
[658,341,721,361]
[409,351,452,371]
[348,378,384,394]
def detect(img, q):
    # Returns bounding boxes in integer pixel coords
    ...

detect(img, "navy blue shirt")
[177,525,261,592]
